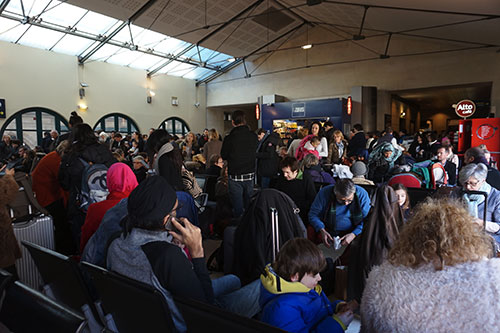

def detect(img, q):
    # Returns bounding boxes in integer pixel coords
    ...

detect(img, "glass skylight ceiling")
[0,0,234,80]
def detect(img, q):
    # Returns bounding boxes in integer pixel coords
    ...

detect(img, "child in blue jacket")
[260,238,355,332]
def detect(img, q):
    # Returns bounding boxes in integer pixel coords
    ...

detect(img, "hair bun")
[71,111,78,116]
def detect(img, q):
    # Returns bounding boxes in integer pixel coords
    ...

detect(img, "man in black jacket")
[348,124,367,158]
[221,110,258,217]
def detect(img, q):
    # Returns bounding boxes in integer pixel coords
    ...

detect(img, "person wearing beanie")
[106,176,261,332]
[351,161,374,186]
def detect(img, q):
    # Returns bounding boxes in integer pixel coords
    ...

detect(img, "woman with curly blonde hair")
[361,198,500,332]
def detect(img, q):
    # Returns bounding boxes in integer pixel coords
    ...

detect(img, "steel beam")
[78,0,158,64]
[197,21,306,85]
[148,0,264,77]
[0,12,220,71]
[0,0,12,16]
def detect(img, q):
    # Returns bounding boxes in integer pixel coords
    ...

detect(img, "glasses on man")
[336,195,354,204]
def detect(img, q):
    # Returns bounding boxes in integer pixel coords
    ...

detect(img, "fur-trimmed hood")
[361,259,500,332]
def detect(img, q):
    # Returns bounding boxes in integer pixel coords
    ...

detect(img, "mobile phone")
[165,216,184,233]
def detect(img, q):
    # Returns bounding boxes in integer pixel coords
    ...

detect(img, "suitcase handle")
[270,207,279,262]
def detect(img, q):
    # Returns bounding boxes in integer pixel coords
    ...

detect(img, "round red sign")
[455,100,476,118]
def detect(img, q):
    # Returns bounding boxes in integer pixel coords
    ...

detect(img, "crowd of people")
[1,108,500,332]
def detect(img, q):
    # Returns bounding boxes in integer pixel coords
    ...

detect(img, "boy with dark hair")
[260,238,355,332]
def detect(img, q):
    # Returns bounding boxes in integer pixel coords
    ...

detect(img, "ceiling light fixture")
[301,44,313,50]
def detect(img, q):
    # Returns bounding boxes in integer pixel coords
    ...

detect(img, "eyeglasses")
[464,180,483,187]
[336,196,354,204]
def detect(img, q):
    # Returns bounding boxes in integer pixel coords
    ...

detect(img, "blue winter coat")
[260,265,347,333]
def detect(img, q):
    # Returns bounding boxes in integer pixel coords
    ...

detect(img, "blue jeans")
[212,275,261,318]
[228,178,254,217]
[260,176,271,189]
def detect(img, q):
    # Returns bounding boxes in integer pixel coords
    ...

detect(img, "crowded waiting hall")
[1,0,500,332]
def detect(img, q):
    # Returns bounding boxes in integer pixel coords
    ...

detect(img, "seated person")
[464,146,500,190]
[460,163,500,244]
[361,198,500,332]
[132,155,148,183]
[308,179,371,259]
[302,154,335,185]
[260,238,356,332]
[273,156,316,223]
[435,144,456,185]
[107,176,260,331]
[80,162,138,252]
[367,142,402,183]
[392,183,411,221]
[205,154,224,177]
[350,161,374,185]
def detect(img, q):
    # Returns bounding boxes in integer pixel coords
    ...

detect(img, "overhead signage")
[292,103,305,118]
[455,100,476,119]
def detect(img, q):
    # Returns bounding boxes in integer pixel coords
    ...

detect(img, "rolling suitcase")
[10,180,55,290]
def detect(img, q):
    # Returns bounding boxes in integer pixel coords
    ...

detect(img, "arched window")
[159,117,190,136]
[0,107,69,149]
[93,113,139,134]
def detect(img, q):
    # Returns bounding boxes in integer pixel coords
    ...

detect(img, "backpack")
[78,158,109,212]
[411,160,447,189]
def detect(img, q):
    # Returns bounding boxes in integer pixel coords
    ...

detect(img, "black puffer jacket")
[221,125,258,176]
[256,132,280,178]
[59,143,116,218]
[233,189,306,284]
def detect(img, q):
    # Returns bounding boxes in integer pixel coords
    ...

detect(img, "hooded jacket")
[260,265,346,333]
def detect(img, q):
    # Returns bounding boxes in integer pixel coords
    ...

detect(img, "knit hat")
[127,176,177,229]
[351,161,368,177]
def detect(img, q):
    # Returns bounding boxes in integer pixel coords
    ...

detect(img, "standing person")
[48,130,59,152]
[41,131,52,153]
[59,123,116,249]
[0,134,13,162]
[131,131,144,152]
[435,145,456,185]
[198,128,209,148]
[309,121,328,159]
[202,129,222,163]
[179,132,199,161]
[32,141,74,254]
[0,167,21,278]
[256,131,280,188]
[348,124,367,158]
[287,127,308,158]
[56,111,83,146]
[221,110,258,217]
[327,130,348,165]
